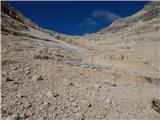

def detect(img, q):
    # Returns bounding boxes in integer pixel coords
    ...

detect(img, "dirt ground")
[1,33,160,120]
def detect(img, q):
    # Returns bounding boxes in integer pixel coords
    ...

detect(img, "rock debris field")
[1,1,160,120]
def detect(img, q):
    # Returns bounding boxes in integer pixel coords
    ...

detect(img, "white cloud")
[79,17,99,28]
[93,9,121,22]
[79,9,120,29]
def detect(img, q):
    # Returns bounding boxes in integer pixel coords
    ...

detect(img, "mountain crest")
[99,1,160,34]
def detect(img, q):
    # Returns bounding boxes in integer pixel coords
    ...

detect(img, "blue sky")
[8,1,149,35]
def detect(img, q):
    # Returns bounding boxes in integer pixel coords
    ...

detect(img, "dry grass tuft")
[152,98,160,113]
[1,59,16,65]
[33,54,50,59]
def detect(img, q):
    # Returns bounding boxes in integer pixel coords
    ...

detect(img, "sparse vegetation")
[143,76,160,84]
[1,59,16,65]
[9,47,23,52]
[55,35,66,40]
[152,98,160,113]
[33,54,50,59]
[144,76,153,83]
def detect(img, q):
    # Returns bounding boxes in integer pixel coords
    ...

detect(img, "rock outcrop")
[99,1,160,33]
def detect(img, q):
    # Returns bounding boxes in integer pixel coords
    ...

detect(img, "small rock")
[14,114,22,120]
[37,75,43,81]
[6,77,14,82]
[33,74,43,81]
[17,93,25,98]
[53,93,59,97]
[88,103,92,107]
[22,113,31,119]
[25,67,32,75]
[13,81,19,85]
[26,66,31,70]
[9,73,13,76]
[81,100,92,109]
[105,96,117,108]
[72,101,78,108]
[46,91,53,98]
[14,101,22,105]
[1,72,6,77]
[26,70,31,75]
[46,91,59,98]
[90,65,96,69]
[105,97,112,105]
[15,77,19,81]
[75,112,85,120]
[81,64,90,68]
[24,102,32,109]
[33,71,37,74]
[5,113,21,120]
[19,69,23,72]
[12,66,18,70]
[39,101,51,110]
[112,84,116,87]
[1,108,7,115]
[63,79,73,86]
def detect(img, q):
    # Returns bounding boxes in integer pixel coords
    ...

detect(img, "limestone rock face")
[1,1,66,41]
[1,2,38,29]
[99,1,160,34]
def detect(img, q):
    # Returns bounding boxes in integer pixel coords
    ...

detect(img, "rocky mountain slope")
[1,1,160,120]
[99,1,160,33]
[83,1,160,79]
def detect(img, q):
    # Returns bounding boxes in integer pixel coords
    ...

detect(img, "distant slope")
[83,1,160,79]
[99,1,160,34]
[1,1,88,53]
